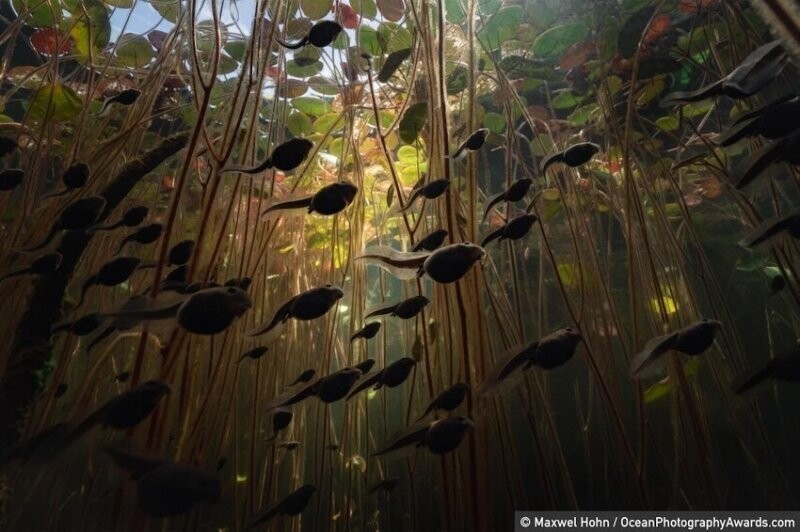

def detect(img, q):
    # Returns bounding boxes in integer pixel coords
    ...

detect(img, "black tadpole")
[413,229,448,252]
[0,168,25,191]
[17,196,106,252]
[277,20,342,49]
[42,163,90,199]
[0,252,62,283]
[116,223,163,253]
[90,205,149,233]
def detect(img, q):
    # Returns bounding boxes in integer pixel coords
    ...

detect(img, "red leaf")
[30,28,71,55]
[339,3,359,29]
[644,14,671,44]
[559,41,595,71]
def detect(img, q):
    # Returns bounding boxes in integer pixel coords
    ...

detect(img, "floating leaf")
[28,83,82,122]
[635,77,665,107]
[378,47,411,82]
[376,0,403,21]
[12,0,62,27]
[551,91,582,109]
[339,3,359,29]
[568,104,599,126]
[115,33,154,68]
[351,0,376,19]
[358,26,381,56]
[70,0,111,58]
[377,23,411,54]
[483,112,505,134]
[445,0,466,24]
[196,20,227,53]
[300,0,333,19]
[398,102,427,144]
[308,75,339,95]
[30,28,72,55]
[655,116,679,131]
[293,46,321,67]
[224,39,247,61]
[446,65,467,94]
[478,6,523,46]
[312,113,340,134]
[292,96,332,116]
[147,30,168,51]
[560,41,595,71]
[532,23,588,57]
[397,145,421,163]
[149,0,179,23]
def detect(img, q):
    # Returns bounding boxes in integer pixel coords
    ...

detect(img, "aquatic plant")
[0,0,799,529]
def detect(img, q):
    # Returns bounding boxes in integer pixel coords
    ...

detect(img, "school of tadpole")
[2,0,800,530]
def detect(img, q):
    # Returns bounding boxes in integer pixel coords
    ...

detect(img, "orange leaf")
[559,41,595,71]
[30,28,71,55]
[339,3,359,29]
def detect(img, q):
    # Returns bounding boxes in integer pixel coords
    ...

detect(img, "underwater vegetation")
[2,0,800,529]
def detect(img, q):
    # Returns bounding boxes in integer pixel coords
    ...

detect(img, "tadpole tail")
[86,325,116,354]
[16,224,61,253]
[261,197,313,217]
[540,152,565,175]
[731,360,776,394]
[76,275,98,309]
[244,300,294,337]
[734,142,781,189]
[276,36,308,50]
[481,192,505,222]
[115,235,134,254]
[224,158,273,175]
[88,220,123,233]
[715,118,759,147]
[41,188,69,200]
[400,189,424,211]
[480,227,504,247]
[660,79,725,106]
[0,266,31,284]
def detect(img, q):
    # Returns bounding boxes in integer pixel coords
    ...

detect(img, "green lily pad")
[292,96,332,116]
[312,112,341,134]
[12,0,63,28]
[70,0,111,58]
[287,111,312,136]
[28,83,83,122]
[351,0,376,19]
[483,112,505,134]
[300,0,332,19]
[115,33,154,68]
[103,0,133,7]
[532,22,589,57]
[377,22,411,54]
[446,64,467,94]
[150,0,180,22]
[445,0,466,24]
[224,39,247,61]
[478,5,523,47]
